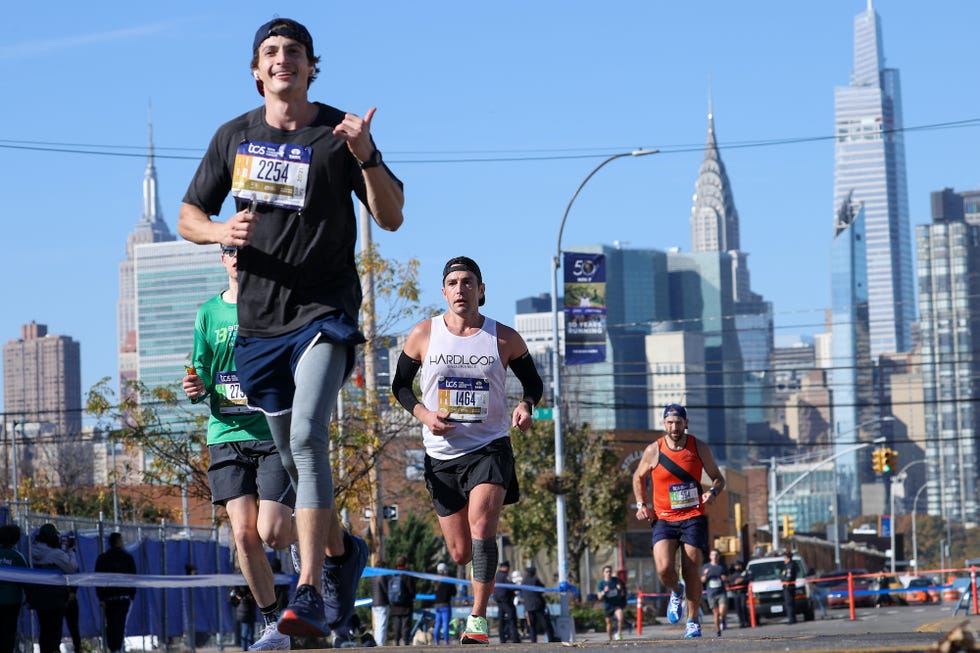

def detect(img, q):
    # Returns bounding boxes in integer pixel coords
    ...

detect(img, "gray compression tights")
[264,338,348,509]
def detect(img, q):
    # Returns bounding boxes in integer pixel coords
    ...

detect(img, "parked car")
[817,569,874,609]
[904,577,937,604]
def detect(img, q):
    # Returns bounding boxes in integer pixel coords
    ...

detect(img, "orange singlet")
[651,434,705,521]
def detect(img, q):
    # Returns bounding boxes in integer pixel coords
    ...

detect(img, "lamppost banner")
[563,252,607,365]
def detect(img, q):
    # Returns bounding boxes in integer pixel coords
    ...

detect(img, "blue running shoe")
[667,590,683,624]
[684,621,702,639]
[321,533,369,630]
[277,584,328,638]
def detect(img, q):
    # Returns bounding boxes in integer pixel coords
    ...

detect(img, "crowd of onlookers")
[0,522,137,653]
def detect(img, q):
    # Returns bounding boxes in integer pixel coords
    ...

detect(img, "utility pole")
[359,203,384,561]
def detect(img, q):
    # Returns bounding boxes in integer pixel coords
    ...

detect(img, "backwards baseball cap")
[663,403,687,419]
[252,18,315,96]
[253,18,314,57]
[442,256,485,306]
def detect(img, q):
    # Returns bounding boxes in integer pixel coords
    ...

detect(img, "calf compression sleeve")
[471,537,498,583]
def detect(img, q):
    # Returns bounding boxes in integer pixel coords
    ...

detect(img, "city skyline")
[2,1,979,415]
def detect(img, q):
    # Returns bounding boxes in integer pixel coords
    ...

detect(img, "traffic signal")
[871,447,886,473]
[883,448,898,474]
[782,514,795,537]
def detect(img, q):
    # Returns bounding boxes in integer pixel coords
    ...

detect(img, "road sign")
[533,407,553,420]
[880,514,891,537]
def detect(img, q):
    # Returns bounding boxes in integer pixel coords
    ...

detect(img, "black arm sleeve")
[509,351,544,407]
[391,352,422,415]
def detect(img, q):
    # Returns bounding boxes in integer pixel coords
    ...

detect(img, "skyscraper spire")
[690,94,739,253]
[834,3,913,356]
[118,105,174,391]
[139,103,169,238]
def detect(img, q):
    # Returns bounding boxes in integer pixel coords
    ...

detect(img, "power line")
[0,117,978,162]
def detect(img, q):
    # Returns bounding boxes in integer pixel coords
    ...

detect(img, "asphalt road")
[398,604,973,652]
[186,604,976,652]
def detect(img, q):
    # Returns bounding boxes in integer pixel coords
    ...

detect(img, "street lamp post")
[770,437,884,551]
[769,417,891,552]
[911,483,928,575]
[889,459,925,573]
[550,149,656,640]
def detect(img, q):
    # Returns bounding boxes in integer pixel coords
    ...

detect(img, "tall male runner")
[179,17,404,638]
[391,256,543,644]
[183,245,295,650]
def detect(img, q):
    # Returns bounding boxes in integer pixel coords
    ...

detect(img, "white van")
[745,554,814,622]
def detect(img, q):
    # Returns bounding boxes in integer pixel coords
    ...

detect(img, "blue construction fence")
[0,506,251,644]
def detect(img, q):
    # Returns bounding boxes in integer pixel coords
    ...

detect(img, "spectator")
[780,551,797,625]
[370,560,389,645]
[727,561,751,627]
[27,524,78,653]
[95,532,138,653]
[521,565,554,643]
[0,524,27,653]
[432,563,457,645]
[493,561,520,643]
[388,555,416,645]
[229,585,259,650]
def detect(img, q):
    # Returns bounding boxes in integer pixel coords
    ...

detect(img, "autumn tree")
[507,420,630,585]
[83,251,433,529]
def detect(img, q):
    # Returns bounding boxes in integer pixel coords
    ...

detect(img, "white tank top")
[420,315,509,460]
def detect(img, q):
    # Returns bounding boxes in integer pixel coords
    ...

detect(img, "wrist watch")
[358,149,383,169]
[632,501,646,509]
[709,487,719,497]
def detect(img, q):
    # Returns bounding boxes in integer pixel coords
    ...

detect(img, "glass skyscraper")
[134,241,228,430]
[834,3,914,357]
[830,194,874,519]
[916,189,980,527]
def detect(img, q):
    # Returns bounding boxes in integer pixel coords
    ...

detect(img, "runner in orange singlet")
[631,403,725,639]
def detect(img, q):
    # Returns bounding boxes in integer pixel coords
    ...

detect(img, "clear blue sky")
[2,1,978,411]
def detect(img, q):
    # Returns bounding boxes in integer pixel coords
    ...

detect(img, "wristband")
[709,487,719,497]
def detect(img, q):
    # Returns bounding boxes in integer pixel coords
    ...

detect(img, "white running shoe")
[249,622,291,650]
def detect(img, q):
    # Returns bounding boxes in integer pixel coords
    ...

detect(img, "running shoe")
[614,633,623,640]
[460,615,490,645]
[277,584,328,638]
[249,622,291,650]
[684,621,702,639]
[667,590,683,624]
[321,533,369,629]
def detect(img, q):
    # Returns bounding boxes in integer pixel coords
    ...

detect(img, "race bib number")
[232,140,311,210]
[605,587,619,598]
[437,376,489,422]
[708,579,723,589]
[215,371,258,415]
[668,481,700,510]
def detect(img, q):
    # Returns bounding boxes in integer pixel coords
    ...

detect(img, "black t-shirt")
[183,103,402,337]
